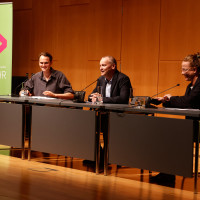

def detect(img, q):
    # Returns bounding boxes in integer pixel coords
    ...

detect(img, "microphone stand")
[81,79,98,91]
[146,84,180,108]
[12,73,34,97]
[151,84,180,98]
[13,77,29,97]
[74,79,98,103]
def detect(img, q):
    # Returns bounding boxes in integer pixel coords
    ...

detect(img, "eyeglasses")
[181,68,194,72]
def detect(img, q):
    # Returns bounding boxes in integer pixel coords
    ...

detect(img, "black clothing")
[163,76,200,109]
[89,70,132,104]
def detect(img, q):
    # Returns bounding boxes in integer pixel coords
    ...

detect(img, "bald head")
[100,56,117,80]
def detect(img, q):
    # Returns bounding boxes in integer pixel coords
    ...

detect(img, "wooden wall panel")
[12,0,32,10]
[1,0,199,100]
[88,0,122,60]
[60,0,90,6]
[12,10,32,76]
[56,4,90,91]
[158,61,188,97]
[160,0,200,60]
[0,0,32,10]
[31,0,59,60]
[158,0,200,100]
[85,60,100,97]
[121,0,160,96]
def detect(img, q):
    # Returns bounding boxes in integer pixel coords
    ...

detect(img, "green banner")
[0,3,12,95]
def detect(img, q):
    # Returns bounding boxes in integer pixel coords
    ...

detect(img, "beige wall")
[1,0,200,97]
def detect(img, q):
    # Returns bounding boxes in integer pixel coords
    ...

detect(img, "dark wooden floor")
[0,146,199,200]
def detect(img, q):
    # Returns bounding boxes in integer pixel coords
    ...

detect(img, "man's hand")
[89,92,99,103]
[19,90,31,96]
[43,91,56,98]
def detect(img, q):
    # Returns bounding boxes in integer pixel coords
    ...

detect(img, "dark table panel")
[31,105,96,160]
[0,103,22,147]
[109,112,194,177]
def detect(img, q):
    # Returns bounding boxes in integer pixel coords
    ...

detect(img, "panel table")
[0,103,23,147]
[31,105,96,160]
[29,99,104,173]
[104,104,200,193]
[0,96,28,158]
[1,96,199,192]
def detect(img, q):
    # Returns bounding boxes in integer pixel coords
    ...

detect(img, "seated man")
[20,52,74,99]
[87,56,132,167]
[88,56,132,104]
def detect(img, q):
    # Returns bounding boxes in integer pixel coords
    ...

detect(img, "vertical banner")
[0,3,12,95]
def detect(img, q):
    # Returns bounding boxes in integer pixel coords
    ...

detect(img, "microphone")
[12,76,28,96]
[12,73,35,97]
[146,83,180,107]
[81,79,98,91]
[74,79,98,103]
[151,84,180,98]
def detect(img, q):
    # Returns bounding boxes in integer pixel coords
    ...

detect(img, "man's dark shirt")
[88,70,132,104]
[24,68,74,96]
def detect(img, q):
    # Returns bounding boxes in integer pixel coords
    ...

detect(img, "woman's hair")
[183,53,200,72]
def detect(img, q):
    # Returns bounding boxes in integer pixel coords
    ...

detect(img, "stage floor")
[0,147,199,200]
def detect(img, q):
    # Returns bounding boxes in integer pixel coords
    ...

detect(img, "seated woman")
[150,52,200,183]
[155,52,200,109]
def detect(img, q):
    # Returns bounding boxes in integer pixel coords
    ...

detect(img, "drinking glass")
[129,88,133,105]
[96,86,103,104]
[20,89,28,97]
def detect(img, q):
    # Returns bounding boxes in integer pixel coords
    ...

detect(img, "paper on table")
[30,96,56,100]
[165,108,200,111]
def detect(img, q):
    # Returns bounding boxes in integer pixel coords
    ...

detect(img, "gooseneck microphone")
[151,84,180,98]
[81,79,98,91]
[74,79,98,103]
[13,78,29,96]
[13,73,35,96]
[146,83,180,107]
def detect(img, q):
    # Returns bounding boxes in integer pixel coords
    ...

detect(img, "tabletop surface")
[0,95,200,118]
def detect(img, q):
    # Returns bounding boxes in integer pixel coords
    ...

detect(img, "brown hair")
[183,53,200,72]
[39,52,53,62]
